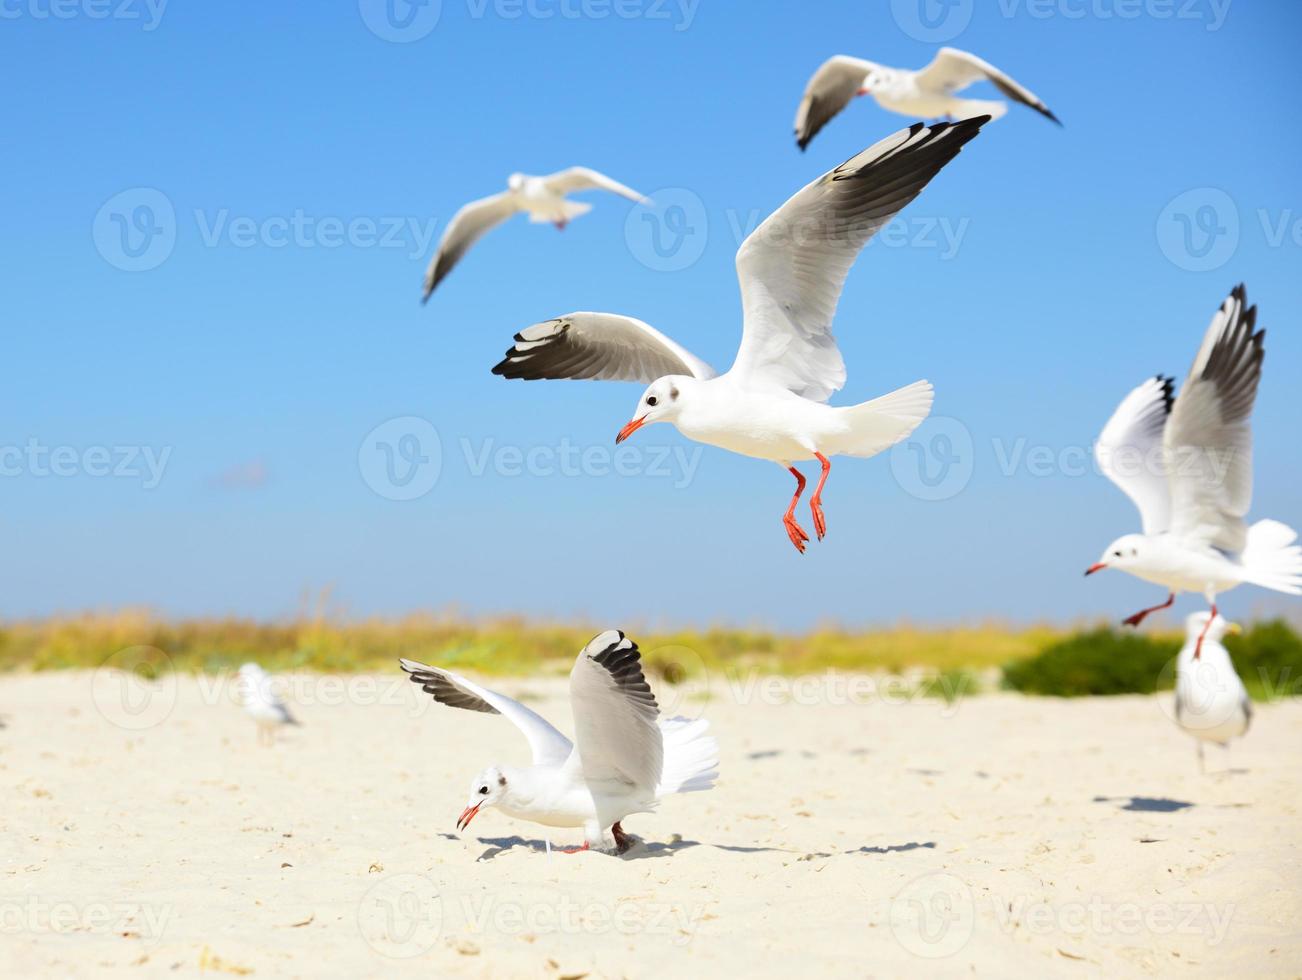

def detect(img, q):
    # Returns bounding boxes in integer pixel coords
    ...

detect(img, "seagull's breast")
[674,386,841,462]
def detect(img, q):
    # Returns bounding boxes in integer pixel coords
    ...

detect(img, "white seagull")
[236,663,301,745]
[1087,285,1302,654]
[492,118,987,553]
[422,168,649,301]
[400,630,718,854]
[1173,611,1251,772]
[794,48,1059,151]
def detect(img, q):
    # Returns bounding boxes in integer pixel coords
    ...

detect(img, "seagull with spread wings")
[1086,285,1301,655]
[794,48,1058,151]
[492,118,987,553]
[400,630,718,854]
[422,168,649,301]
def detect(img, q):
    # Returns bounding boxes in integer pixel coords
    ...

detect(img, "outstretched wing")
[492,312,716,383]
[1165,285,1264,552]
[1095,375,1175,534]
[422,192,520,301]
[541,166,649,205]
[733,117,988,401]
[399,658,573,766]
[567,630,662,797]
[915,47,1060,124]
[793,55,878,151]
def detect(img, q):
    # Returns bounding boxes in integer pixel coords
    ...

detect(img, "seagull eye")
[478,786,488,795]
[1114,551,1123,558]
[646,395,658,407]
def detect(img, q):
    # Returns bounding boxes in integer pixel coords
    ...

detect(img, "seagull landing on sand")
[492,118,988,553]
[400,630,718,854]
[1086,285,1302,655]
[423,168,649,301]
[794,48,1058,150]
[236,663,301,746]
[1173,612,1251,773]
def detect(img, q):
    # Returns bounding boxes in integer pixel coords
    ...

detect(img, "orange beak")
[1084,563,1107,577]
[456,803,481,832]
[615,415,647,445]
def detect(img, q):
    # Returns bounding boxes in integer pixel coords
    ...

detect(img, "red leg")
[560,841,589,854]
[554,220,568,231]
[809,452,832,541]
[611,821,631,854]
[1194,603,1216,660]
[783,467,810,554]
[1121,593,1174,628]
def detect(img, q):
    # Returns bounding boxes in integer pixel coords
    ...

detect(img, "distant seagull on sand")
[1174,611,1251,772]
[237,663,301,745]
[492,118,988,553]
[422,168,650,301]
[1087,285,1302,655]
[794,48,1059,150]
[400,630,718,854]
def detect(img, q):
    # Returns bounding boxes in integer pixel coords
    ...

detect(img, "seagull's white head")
[857,65,887,96]
[457,766,508,832]
[1184,611,1240,644]
[1085,534,1149,577]
[506,172,527,193]
[616,376,693,444]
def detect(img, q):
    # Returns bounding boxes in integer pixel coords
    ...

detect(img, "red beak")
[1084,563,1107,577]
[857,87,870,96]
[456,803,481,832]
[615,415,647,445]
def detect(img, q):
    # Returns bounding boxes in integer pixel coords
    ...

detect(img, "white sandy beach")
[2,668,1299,978]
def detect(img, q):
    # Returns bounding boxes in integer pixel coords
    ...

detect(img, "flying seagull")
[422,168,649,301]
[1086,285,1301,655]
[400,630,718,854]
[236,663,301,745]
[1173,611,1251,773]
[492,118,988,553]
[794,48,1058,150]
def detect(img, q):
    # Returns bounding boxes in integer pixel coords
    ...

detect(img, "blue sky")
[3,0,1300,629]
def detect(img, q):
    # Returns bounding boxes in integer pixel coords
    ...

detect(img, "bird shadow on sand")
[797,841,937,860]
[1093,795,1195,813]
[471,835,804,862]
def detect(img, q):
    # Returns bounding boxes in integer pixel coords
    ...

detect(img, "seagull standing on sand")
[492,118,988,553]
[422,168,649,300]
[1086,285,1302,655]
[794,48,1059,150]
[400,630,718,854]
[236,663,301,745]
[1174,611,1251,772]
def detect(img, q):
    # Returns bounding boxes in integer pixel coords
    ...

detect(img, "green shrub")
[1227,619,1302,701]
[1002,628,1180,697]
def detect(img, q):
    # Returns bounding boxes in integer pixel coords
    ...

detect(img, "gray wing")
[541,167,649,205]
[1165,285,1264,551]
[400,658,573,765]
[492,312,716,383]
[1095,375,1175,534]
[734,117,988,401]
[916,47,1060,124]
[422,191,520,301]
[567,631,663,797]
[794,55,877,151]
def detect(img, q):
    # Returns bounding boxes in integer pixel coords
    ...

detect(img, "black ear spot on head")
[498,774,507,787]
[670,386,679,400]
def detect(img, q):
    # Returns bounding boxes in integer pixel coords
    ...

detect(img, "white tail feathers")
[829,379,934,458]
[1241,519,1302,595]
[529,200,592,223]
[656,717,719,796]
